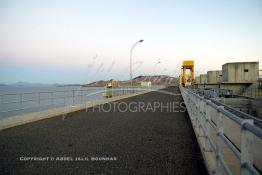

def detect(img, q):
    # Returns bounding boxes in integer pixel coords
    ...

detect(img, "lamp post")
[152,61,161,85]
[130,39,143,86]
[153,61,161,75]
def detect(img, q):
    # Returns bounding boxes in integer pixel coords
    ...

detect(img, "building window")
[244,69,248,72]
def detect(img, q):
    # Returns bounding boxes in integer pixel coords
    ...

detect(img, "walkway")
[0,87,208,175]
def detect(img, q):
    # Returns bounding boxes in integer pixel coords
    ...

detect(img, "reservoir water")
[0,85,104,119]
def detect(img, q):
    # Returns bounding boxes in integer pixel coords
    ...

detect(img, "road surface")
[0,86,208,175]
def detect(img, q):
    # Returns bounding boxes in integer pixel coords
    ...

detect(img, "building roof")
[222,62,259,66]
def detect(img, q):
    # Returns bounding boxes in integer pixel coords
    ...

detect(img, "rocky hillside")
[82,75,179,87]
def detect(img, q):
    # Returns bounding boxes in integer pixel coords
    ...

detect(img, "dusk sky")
[0,0,262,84]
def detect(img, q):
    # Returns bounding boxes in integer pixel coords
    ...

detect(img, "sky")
[0,0,262,84]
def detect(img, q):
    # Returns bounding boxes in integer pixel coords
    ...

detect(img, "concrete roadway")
[0,86,208,175]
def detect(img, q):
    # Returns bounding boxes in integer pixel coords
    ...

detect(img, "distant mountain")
[8,82,83,87]
[82,80,107,87]
[54,83,82,87]
[82,75,179,87]
[11,82,45,87]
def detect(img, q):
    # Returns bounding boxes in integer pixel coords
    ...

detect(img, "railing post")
[64,91,66,106]
[51,92,54,106]
[192,95,197,127]
[191,96,194,123]
[187,96,190,114]
[20,93,23,113]
[216,106,224,175]
[199,97,204,136]
[205,100,212,152]
[187,96,191,116]
[81,90,83,104]
[72,90,75,105]
[198,97,203,132]
[192,95,195,124]
[195,95,200,129]
[38,92,40,111]
[190,94,195,125]
[0,95,3,115]
[240,119,254,175]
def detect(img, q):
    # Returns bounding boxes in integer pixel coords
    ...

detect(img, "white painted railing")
[180,86,262,175]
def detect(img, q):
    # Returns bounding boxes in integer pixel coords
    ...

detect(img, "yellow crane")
[181,60,194,87]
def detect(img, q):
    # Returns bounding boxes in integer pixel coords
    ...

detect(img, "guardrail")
[0,89,101,118]
[241,87,262,98]
[180,86,262,175]
[0,86,162,118]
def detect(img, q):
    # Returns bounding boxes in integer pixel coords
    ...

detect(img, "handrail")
[185,87,262,138]
[180,86,262,175]
[0,86,164,118]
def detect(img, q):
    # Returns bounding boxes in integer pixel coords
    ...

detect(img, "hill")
[82,75,179,87]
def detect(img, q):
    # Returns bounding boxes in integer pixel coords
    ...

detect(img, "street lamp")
[152,61,161,85]
[153,61,161,75]
[130,39,144,86]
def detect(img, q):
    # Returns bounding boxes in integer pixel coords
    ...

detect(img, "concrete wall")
[222,62,259,83]
[200,74,207,84]
[204,84,220,89]
[197,84,205,89]
[197,84,220,89]
[220,83,250,95]
[207,70,222,84]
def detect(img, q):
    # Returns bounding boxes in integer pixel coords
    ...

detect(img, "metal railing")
[0,86,164,119]
[180,86,262,175]
[0,89,102,118]
[241,87,262,98]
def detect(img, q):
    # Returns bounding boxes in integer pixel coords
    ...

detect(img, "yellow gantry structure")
[104,79,118,98]
[181,60,194,87]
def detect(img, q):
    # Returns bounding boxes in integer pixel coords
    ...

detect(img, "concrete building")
[200,74,207,84]
[207,70,222,84]
[222,62,259,83]
[220,62,259,95]
[195,61,260,96]
[141,81,151,87]
[195,76,200,84]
